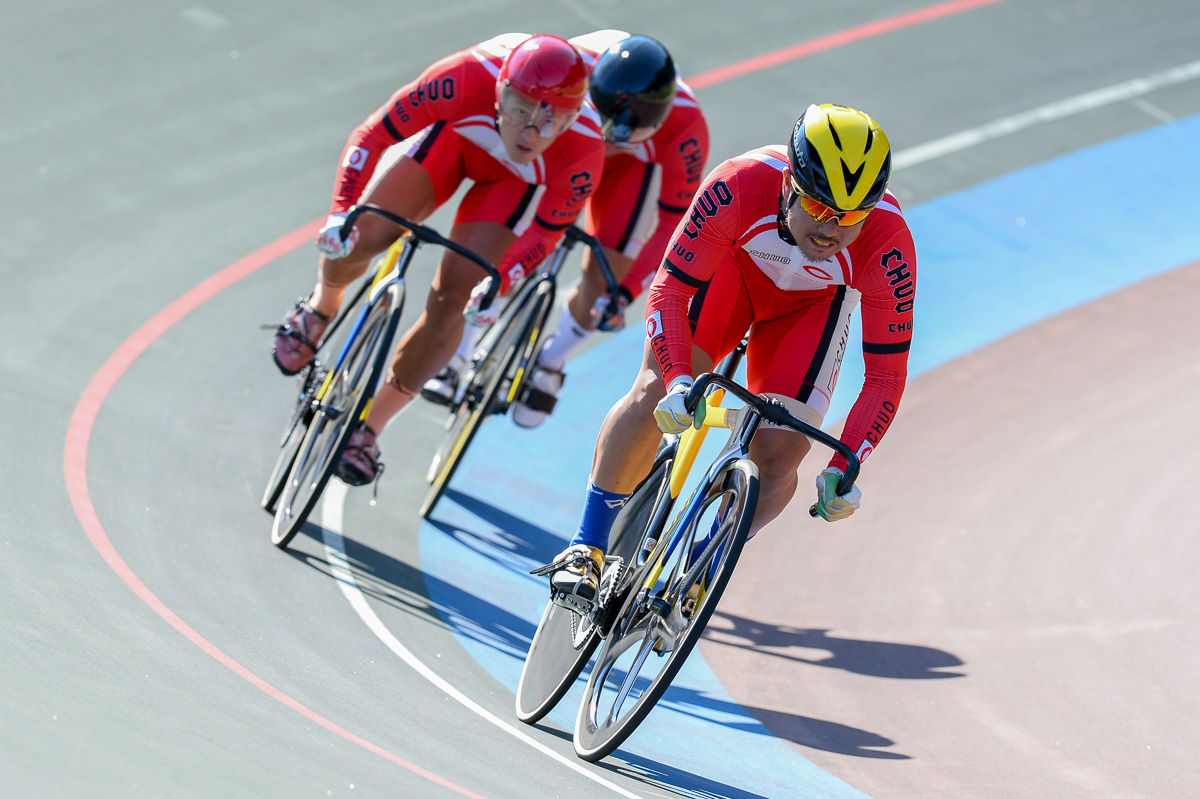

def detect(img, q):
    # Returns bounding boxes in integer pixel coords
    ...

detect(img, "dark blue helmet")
[589,35,676,144]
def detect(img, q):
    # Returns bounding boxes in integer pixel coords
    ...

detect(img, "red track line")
[64,221,486,799]
[686,0,1007,89]
[60,0,1003,791]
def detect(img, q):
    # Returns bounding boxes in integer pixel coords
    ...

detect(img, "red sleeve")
[496,138,606,292]
[644,159,742,387]
[328,52,472,214]
[622,113,710,299]
[830,222,916,471]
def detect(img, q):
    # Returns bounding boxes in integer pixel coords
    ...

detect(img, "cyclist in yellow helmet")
[549,104,916,606]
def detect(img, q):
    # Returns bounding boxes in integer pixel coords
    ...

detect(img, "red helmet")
[496,34,588,110]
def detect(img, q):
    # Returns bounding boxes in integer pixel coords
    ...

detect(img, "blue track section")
[417,114,1200,797]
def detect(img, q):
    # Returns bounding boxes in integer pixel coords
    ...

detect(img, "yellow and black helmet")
[787,103,891,211]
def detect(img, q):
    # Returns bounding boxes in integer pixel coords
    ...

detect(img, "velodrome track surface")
[6,1,1200,797]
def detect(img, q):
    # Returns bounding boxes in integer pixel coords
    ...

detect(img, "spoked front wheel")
[260,362,326,514]
[573,458,759,761]
[420,279,554,518]
[270,283,404,548]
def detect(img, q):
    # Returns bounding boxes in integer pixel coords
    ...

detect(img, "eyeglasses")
[789,174,873,227]
[498,87,580,139]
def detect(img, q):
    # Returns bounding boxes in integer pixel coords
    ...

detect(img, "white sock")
[455,324,485,365]
[537,306,593,372]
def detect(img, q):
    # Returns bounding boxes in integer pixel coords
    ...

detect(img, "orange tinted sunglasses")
[790,174,873,227]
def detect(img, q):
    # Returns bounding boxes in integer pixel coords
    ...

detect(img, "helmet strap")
[777,189,799,245]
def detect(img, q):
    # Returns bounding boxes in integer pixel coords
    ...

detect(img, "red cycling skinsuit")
[644,144,917,471]
[568,30,711,299]
[328,33,606,291]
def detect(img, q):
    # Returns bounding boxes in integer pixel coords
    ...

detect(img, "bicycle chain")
[568,556,623,648]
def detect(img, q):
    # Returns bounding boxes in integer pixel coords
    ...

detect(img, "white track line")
[319,481,644,799]
[893,58,1200,169]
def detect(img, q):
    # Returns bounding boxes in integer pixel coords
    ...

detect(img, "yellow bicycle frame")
[312,233,410,412]
[668,387,732,499]
[641,387,738,593]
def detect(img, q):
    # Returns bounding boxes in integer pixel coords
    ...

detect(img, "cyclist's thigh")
[584,155,663,264]
[744,283,857,423]
[356,124,465,250]
[747,425,813,477]
[429,220,516,308]
[435,177,544,302]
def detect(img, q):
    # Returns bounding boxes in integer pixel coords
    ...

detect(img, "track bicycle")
[419,224,623,518]
[517,348,860,761]
[261,203,499,549]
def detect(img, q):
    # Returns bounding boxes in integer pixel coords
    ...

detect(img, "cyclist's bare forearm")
[567,246,634,330]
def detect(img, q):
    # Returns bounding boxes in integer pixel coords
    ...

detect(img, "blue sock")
[569,482,631,552]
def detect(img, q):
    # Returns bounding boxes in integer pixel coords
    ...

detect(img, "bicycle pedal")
[550,588,596,618]
[529,547,594,577]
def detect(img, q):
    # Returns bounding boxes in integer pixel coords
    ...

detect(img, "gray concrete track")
[3,1,1199,797]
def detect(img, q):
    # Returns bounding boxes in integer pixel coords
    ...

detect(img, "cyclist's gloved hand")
[813,467,862,522]
[593,288,631,333]
[653,376,704,434]
[463,278,500,328]
[316,213,359,259]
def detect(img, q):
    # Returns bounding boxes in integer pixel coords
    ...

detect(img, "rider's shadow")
[291,521,539,660]
[425,487,569,570]
[707,611,966,680]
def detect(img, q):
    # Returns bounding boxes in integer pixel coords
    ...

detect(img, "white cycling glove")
[653,376,703,434]
[463,278,501,328]
[316,213,359,259]
[813,467,862,522]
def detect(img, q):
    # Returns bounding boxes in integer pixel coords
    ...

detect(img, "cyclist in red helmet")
[422,31,710,431]
[270,33,604,486]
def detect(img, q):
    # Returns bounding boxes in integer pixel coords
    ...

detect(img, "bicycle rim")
[573,458,759,761]
[271,284,404,548]
[420,281,553,518]
[261,363,326,512]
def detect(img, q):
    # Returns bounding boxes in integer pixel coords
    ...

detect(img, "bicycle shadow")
[645,676,907,760]
[424,487,570,569]
[418,496,916,759]
[530,726,778,798]
[287,520,539,661]
[705,611,966,680]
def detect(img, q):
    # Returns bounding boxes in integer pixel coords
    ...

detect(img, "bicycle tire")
[573,458,759,761]
[270,282,405,548]
[261,363,326,513]
[421,279,534,490]
[514,456,671,725]
[420,279,555,518]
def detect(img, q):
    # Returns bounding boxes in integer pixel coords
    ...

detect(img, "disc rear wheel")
[573,459,759,761]
[515,455,674,724]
